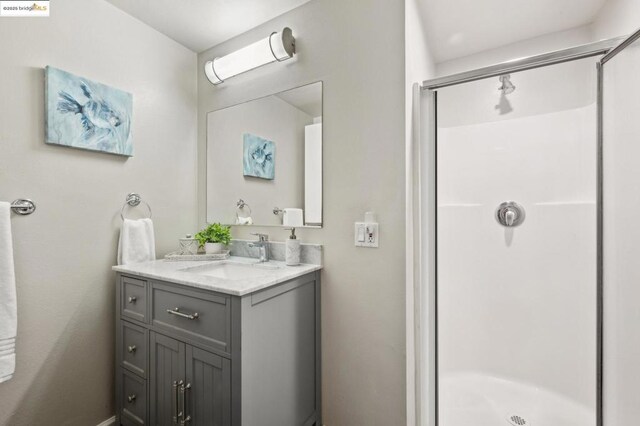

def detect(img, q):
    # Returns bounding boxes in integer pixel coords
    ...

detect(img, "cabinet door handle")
[127,345,137,353]
[128,296,137,304]
[177,380,185,424]
[172,380,181,424]
[180,382,192,425]
[167,307,199,320]
[127,394,136,403]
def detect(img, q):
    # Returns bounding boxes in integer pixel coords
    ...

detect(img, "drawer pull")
[127,394,137,403]
[128,296,137,304]
[127,345,137,353]
[167,307,199,320]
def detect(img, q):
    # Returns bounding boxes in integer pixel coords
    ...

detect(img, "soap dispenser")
[285,228,301,266]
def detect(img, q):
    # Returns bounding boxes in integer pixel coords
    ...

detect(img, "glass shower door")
[600,29,640,426]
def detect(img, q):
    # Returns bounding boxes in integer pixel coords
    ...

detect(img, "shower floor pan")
[438,372,595,426]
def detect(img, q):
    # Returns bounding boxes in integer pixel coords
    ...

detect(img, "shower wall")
[436,58,598,424]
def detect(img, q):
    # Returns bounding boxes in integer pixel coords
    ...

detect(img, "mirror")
[206,82,323,228]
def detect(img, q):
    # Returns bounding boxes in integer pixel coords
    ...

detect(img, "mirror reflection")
[206,82,323,228]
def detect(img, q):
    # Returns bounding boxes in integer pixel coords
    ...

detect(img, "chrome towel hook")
[11,199,36,216]
[120,193,152,221]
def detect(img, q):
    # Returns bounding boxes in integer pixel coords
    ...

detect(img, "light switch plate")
[355,222,379,248]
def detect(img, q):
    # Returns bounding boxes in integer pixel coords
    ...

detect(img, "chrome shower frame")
[417,29,640,426]
[422,37,624,90]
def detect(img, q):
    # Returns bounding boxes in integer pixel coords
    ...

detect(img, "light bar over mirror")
[204,27,295,85]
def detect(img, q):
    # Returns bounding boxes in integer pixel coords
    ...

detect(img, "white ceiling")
[419,0,608,62]
[104,0,311,53]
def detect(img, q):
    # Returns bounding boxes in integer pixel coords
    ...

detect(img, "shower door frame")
[416,31,640,426]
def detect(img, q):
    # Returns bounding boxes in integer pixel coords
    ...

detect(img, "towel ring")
[236,199,252,219]
[120,193,152,221]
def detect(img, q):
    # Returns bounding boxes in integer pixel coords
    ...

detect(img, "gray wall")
[198,0,406,424]
[0,0,197,424]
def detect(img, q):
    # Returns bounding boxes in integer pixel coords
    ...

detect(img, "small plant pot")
[204,242,225,254]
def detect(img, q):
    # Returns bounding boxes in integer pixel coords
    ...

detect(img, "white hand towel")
[236,216,253,225]
[117,218,156,265]
[0,202,17,383]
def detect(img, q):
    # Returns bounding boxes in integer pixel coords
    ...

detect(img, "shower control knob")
[496,201,525,227]
[505,209,516,226]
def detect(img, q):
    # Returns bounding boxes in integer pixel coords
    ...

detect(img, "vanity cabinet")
[115,270,321,426]
[149,333,231,426]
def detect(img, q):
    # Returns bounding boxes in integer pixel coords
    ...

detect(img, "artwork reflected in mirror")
[207,82,322,227]
[243,134,275,180]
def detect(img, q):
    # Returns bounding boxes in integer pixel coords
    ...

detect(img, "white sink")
[179,261,280,280]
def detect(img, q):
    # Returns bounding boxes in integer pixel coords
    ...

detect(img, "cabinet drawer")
[120,369,147,426]
[121,276,148,323]
[121,321,148,378]
[151,282,231,354]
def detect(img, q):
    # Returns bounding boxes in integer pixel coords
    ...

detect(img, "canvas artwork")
[243,133,275,180]
[45,66,133,156]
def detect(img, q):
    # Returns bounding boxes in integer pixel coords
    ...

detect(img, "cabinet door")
[150,332,185,426]
[185,345,232,426]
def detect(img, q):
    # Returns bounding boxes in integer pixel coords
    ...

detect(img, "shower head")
[499,74,516,94]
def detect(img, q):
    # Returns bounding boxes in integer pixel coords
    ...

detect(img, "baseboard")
[96,416,116,426]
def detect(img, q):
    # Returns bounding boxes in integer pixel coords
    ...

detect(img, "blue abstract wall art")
[243,133,275,180]
[45,66,133,156]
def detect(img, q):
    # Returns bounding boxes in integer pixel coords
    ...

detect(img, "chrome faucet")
[248,233,270,262]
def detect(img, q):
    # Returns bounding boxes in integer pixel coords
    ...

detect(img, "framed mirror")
[206,82,323,228]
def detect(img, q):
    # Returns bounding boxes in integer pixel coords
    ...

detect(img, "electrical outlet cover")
[355,222,379,248]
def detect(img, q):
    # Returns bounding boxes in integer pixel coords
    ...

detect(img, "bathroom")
[0,0,639,425]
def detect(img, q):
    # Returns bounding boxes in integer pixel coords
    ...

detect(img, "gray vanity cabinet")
[115,270,321,426]
[149,332,231,426]
[149,332,185,426]
[185,345,232,425]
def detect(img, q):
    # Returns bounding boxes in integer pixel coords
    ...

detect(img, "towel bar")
[10,199,36,216]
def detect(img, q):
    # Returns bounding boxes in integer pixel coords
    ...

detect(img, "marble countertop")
[112,256,322,296]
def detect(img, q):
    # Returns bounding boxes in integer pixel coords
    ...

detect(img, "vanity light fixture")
[204,27,295,85]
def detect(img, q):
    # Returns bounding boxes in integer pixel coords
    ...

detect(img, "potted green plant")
[194,223,232,254]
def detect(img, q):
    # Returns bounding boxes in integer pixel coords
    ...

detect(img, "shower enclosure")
[415,28,640,426]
